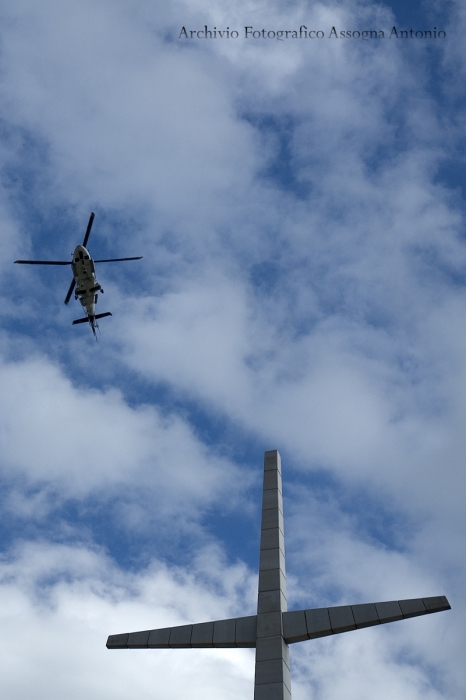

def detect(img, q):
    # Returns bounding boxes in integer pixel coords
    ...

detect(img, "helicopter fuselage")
[71,245,102,318]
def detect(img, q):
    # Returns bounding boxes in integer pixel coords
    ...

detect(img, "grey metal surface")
[148,627,171,648]
[236,616,257,647]
[108,592,452,650]
[107,633,129,648]
[258,590,283,614]
[258,568,286,592]
[255,636,289,663]
[169,624,192,648]
[375,600,403,623]
[254,450,290,700]
[255,658,291,686]
[127,630,150,648]
[259,548,285,571]
[263,469,281,490]
[260,527,285,552]
[399,598,426,618]
[352,603,379,629]
[261,507,282,529]
[191,621,214,648]
[281,596,452,645]
[282,610,308,643]
[328,605,356,634]
[213,618,236,647]
[305,607,333,639]
[262,489,284,512]
[423,596,450,612]
[254,683,292,700]
[257,611,283,638]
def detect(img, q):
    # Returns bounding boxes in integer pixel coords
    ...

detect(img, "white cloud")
[0,352,249,524]
[0,536,459,700]
[0,540,256,700]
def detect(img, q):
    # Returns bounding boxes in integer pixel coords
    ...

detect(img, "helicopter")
[15,212,142,337]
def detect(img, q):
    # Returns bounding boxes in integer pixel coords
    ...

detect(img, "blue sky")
[0,0,464,698]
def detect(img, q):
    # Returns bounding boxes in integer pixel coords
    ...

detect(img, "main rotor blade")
[15,260,71,265]
[64,278,76,305]
[94,256,143,263]
[82,212,95,248]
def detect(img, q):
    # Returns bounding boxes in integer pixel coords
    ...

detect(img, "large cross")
[107,450,450,699]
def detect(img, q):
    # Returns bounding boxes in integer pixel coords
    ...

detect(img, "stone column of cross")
[106,450,451,699]
[254,449,290,699]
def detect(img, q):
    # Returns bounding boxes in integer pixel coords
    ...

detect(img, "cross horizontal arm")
[106,595,449,651]
[107,614,257,649]
[282,595,450,643]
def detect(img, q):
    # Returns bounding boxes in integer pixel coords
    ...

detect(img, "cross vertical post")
[254,449,291,700]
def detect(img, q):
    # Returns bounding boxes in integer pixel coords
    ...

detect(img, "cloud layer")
[0,0,465,698]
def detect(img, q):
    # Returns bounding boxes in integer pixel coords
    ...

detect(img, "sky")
[0,0,464,698]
